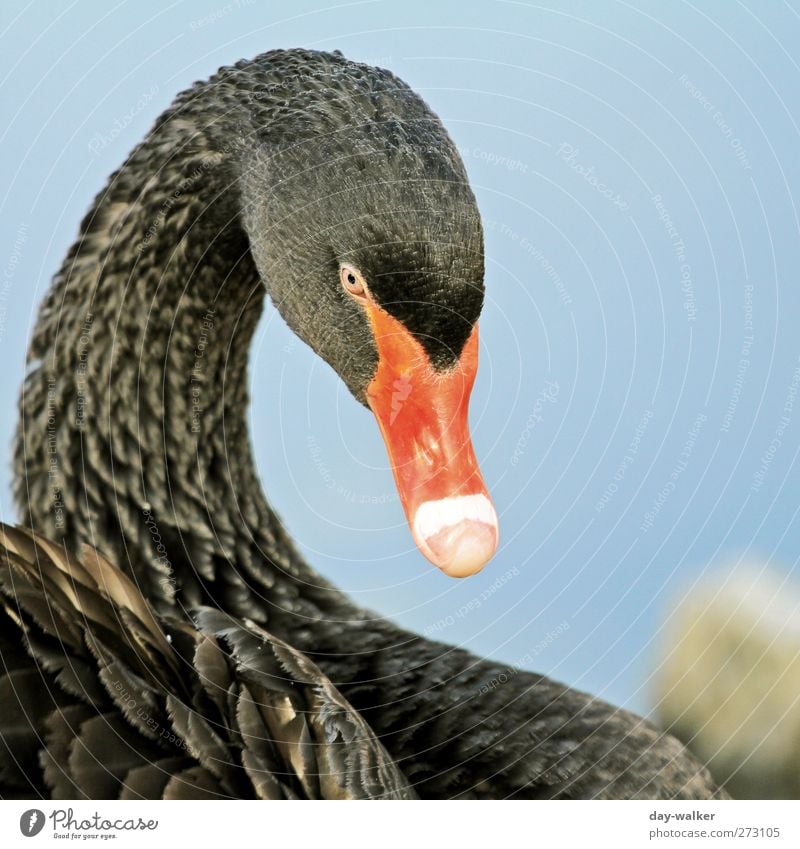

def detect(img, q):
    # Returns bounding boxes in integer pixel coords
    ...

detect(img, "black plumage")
[0,525,414,799]
[1,48,725,799]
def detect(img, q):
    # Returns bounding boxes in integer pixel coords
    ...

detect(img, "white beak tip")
[412,494,499,578]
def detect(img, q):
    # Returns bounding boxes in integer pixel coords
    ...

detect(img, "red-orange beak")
[364,299,498,578]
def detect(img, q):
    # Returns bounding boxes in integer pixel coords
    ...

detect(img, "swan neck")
[15,104,346,623]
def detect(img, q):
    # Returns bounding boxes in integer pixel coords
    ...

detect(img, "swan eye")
[340,264,367,300]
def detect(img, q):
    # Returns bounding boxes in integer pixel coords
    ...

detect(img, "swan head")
[240,92,498,577]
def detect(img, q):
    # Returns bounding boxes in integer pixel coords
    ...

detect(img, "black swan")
[0,48,724,800]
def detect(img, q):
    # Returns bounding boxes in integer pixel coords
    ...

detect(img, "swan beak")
[365,304,498,578]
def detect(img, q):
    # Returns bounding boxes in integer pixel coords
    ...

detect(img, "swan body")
[0,48,724,799]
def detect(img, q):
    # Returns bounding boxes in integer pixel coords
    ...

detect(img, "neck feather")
[15,87,354,632]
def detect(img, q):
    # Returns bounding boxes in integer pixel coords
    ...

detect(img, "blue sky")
[1,0,799,715]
